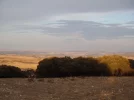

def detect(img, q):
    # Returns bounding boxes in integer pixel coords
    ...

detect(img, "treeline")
[0,65,36,78]
[36,56,111,77]
[0,55,134,78]
[0,65,25,78]
[36,55,134,77]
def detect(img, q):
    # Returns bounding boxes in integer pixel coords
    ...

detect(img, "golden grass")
[0,55,44,70]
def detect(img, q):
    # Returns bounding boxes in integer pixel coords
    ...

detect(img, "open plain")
[0,54,43,70]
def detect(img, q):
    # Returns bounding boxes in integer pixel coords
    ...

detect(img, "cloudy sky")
[0,0,134,52]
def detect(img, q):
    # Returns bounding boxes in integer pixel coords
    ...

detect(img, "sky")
[0,0,134,52]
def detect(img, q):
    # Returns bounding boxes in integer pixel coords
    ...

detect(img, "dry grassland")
[0,55,43,70]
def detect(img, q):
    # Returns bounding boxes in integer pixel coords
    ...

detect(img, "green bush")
[36,56,111,77]
[36,57,61,77]
[72,57,111,76]
[0,65,25,78]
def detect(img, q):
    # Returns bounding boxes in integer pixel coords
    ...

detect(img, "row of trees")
[36,56,111,77]
[0,55,134,78]
[0,65,25,78]
[36,55,134,77]
[0,65,36,78]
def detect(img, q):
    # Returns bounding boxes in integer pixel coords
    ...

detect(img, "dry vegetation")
[0,77,134,100]
[0,55,43,70]
[0,54,134,71]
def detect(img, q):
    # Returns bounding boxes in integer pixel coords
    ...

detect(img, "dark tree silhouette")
[36,56,111,78]
[0,65,25,78]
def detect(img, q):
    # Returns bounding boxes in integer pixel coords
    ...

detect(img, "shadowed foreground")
[0,77,134,100]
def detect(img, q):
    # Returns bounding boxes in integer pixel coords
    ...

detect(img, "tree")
[0,65,25,78]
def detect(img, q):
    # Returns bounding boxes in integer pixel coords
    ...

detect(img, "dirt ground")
[0,77,134,100]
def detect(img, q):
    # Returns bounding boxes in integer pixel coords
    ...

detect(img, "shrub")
[72,57,111,76]
[36,57,62,77]
[0,65,25,78]
[22,68,36,78]
[36,56,111,77]
[129,59,134,69]
[98,55,131,75]
[123,71,134,76]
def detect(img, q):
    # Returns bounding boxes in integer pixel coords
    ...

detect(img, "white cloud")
[48,12,105,22]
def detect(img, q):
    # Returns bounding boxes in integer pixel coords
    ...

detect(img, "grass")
[0,55,43,70]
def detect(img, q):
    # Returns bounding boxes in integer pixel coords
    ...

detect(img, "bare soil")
[0,77,134,100]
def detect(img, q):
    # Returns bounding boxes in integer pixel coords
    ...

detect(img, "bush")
[22,68,36,78]
[0,65,25,78]
[123,71,134,76]
[36,56,111,77]
[36,55,134,77]
[36,57,73,77]
[129,59,134,69]
[72,57,111,76]
[98,55,132,75]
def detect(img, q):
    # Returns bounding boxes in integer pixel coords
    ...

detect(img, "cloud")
[22,20,134,40]
[0,0,134,24]
[1,20,134,40]
[0,0,134,52]
[48,11,134,24]
[1,20,134,52]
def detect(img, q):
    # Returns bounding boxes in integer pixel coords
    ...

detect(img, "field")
[0,55,43,70]
[0,77,134,100]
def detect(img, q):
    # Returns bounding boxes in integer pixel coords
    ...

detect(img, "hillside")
[0,55,43,70]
